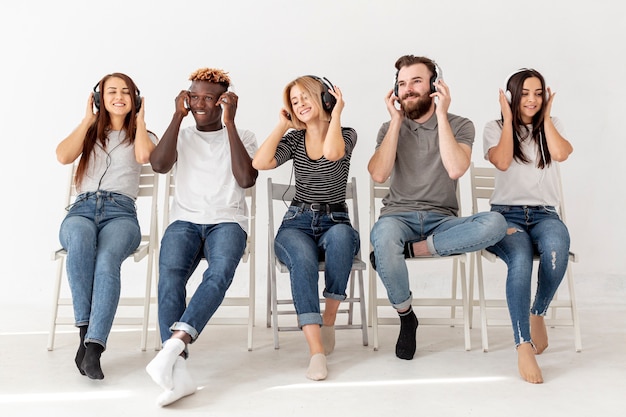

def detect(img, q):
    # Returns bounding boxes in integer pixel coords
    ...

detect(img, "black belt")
[291,200,348,213]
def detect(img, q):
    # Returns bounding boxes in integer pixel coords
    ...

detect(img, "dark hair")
[75,73,142,189]
[394,55,437,79]
[503,68,551,169]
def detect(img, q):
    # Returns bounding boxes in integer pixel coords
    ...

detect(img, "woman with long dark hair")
[483,68,573,383]
[56,73,157,380]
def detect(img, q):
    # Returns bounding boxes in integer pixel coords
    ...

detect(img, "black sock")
[403,240,417,258]
[369,251,377,271]
[81,342,105,380]
[75,326,88,375]
[396,307,419,360]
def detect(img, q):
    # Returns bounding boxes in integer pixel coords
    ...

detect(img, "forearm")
[226,125,258,188]
[368,118,402,183]
[252,124,286,170]
[544,118,573,161]
[133,120,156,164]
[438,119,470,179]
[56,118,92,165]
[323,118,345,161]
[150,112,184,173]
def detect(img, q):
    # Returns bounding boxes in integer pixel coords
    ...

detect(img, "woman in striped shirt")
[253,75,358,381]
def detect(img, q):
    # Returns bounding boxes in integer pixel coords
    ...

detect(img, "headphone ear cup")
[93,92,101,110]
[135,92,142,112]
[505,90,512,103]
[319,77,336,113]
[430,63,443,94]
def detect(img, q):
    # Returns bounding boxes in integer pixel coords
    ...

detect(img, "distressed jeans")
[370,210,507,310]
[486,205,570,347]
[59,191,141,348]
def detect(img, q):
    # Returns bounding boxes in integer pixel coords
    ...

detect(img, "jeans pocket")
[282,206,300,222]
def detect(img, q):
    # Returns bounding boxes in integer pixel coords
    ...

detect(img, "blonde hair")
[282,76,331,130]
[189,67,230,87]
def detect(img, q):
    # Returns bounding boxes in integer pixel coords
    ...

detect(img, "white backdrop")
[1,0,624,322]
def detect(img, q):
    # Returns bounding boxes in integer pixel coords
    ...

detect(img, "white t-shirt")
[482,117,564,207]
[80,130,158,198]
[169,126,258,233]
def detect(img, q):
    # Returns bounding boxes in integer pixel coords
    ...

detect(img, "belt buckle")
[310,203,323,211]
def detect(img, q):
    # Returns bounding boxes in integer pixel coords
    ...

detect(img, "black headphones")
[306,75,336,113]
[394,61,443,97]
[93,81,142,112]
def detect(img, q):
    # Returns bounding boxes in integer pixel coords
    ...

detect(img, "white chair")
[156,171,256,351]
[48,163,159,352]
[266,177,368,350]
[469,162,582,352]
[368,178,471,351]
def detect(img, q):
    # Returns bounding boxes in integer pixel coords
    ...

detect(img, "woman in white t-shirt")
[483,68,573,384]
[56,73,156,380]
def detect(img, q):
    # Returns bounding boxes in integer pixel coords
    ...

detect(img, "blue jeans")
[274,206,360,327]
[370,210,507,310]
[486,205,570,347]
[157,221,246,344]
[59,191,141,348]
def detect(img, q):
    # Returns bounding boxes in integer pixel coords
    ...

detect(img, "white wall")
[1,0,624,319]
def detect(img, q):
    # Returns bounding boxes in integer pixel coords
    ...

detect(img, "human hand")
[498,89,512,121]
[385,89,403,120]
[329,84,345,115]
[84,92,97,123]
[174,90,190,117]
[432,78,451,116]
[544,86,555,118]
[136,96,145,121]
[219,91,238,125]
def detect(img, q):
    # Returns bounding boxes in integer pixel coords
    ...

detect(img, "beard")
[401,92,433,120]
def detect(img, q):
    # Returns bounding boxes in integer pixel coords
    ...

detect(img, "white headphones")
[503,68,529,103]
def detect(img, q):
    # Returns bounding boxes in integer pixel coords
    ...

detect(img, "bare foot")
[530,315,548,354]
[517,343,543,383]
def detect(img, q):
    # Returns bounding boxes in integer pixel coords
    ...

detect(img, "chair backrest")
[267,177,362,262]
[162,170,256,261]
[469,162,567,223]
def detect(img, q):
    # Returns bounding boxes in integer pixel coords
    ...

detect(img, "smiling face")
[102,76,134,116]
[518,76,544,124]
[396,63,434,120]
[188,80,226,131]
[289,83,320,125]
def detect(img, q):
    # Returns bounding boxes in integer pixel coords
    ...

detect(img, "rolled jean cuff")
[323,289,347,301]
[84,338,106,350]
[298,312,323,328]
[169,321,199,343]
[392,293,413,311]
[426,235,439,257]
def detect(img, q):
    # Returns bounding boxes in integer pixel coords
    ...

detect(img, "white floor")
[1,272,625,417]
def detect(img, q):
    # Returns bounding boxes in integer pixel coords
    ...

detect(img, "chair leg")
[47,257,65,351]
[357,270,369,346]
[476,254,489,352]
[565,266,583,352]
[370,269,380,351]
[460,259,471,351]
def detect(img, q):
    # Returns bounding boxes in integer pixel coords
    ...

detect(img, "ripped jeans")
[486,205,570,347]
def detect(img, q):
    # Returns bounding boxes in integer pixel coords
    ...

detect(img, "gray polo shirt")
[375,111,474,217]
